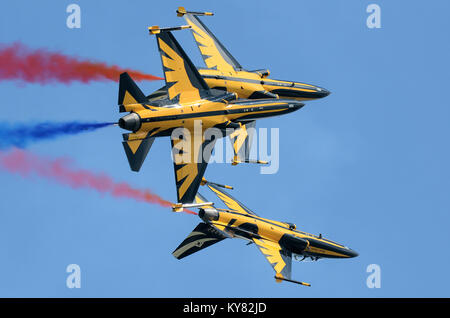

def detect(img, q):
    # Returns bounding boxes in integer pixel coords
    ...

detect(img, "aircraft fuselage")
[199,208,358,260]
[198,68,331,101]
[119,97,304,138]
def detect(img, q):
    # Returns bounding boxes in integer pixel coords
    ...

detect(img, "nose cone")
[270,84,331,100]
[314,87,331,99]
[118,113,141,132]
[287,100,305,110]
[344,248,359,258]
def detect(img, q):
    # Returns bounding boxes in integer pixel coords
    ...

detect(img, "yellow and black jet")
[117,26,304,203]
[172,181,358,286]
[172,7,330,101]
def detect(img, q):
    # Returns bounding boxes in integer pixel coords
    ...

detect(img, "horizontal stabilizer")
[122,136,155,172]
[173,223,226,260]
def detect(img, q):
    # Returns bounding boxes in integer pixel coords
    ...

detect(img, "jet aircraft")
[118,25,304,203]
[172,180,358,286]
[173,7,331,101]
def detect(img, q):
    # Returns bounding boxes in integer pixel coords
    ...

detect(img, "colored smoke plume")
[0,121,115,149]
[0,42,163,84]
[0,149,196,215]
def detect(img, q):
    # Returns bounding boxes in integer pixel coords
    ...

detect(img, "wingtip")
[148,25,191,35]
[176,7,214,17]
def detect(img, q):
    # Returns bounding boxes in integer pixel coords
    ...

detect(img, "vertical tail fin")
[118,72,147,106]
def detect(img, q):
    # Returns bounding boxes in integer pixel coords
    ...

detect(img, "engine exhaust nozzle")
[198,208,219,221]
[118,113,141,132]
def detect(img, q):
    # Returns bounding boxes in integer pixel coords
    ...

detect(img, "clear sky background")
[0,0,449,297]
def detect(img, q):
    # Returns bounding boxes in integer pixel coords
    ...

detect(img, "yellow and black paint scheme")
[172,183,358,286]
[118,26,304,203]
[176,7,331,101]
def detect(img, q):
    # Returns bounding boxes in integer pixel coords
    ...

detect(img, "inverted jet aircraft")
[118,26,304,203]
[172,181,358,286]
[174,7,330,101]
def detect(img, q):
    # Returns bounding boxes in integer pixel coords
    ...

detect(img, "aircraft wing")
[229,121,256,162]
[252,238,292,281]
[173,222,227,260]
[207,183,257,216]
[181,12,242,73]
[152,28,210,104]
[171,124,217,203]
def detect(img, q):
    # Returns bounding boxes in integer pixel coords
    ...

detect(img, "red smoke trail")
[0,42,163,84]
[0,149,196,215]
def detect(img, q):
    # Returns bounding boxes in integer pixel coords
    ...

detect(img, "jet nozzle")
[118,113,141,132]
[198,208,219,221]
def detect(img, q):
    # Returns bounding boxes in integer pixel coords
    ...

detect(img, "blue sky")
[0,0,449,297]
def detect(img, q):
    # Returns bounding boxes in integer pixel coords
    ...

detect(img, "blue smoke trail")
[0,121,115,149]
